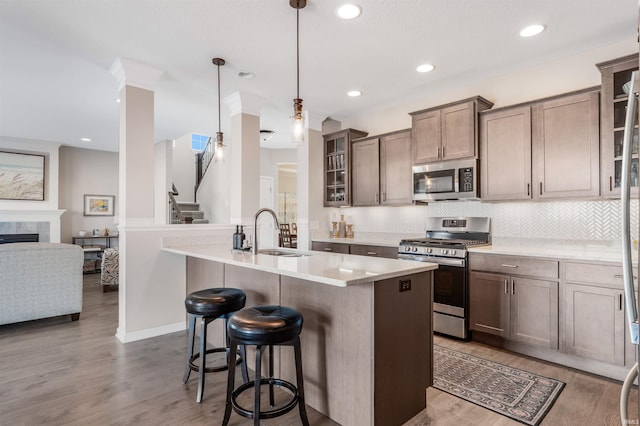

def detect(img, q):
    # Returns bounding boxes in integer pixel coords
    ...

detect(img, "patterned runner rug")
[433,345,565,426]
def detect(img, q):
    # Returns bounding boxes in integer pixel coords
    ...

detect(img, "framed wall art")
[0,151,45,201]
[84,194,115,216]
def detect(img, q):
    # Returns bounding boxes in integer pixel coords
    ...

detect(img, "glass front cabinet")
[323,128,368,207]
[598,54,639,198]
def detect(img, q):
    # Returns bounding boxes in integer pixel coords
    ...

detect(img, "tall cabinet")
[323,128,368,207]
[597,54,639,198]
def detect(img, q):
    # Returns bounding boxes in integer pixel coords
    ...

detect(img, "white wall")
[342,39,637,136]
[171,134,196,203]
[59,146,119,242]
[278,166,297,194]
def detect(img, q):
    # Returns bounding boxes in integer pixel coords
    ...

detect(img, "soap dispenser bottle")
[233,225,240,249]
[239,226,246,250]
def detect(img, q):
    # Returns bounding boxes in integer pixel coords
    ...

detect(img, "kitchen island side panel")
[374,271,432,426]
[280,276,375,426]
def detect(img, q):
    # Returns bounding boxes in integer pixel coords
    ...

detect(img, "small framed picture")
[84,194,115,216]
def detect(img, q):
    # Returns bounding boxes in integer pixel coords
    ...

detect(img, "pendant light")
[290,0,306,144]
[212,57,226,163]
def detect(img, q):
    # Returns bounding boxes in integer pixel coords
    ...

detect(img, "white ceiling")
[0,0,636,151]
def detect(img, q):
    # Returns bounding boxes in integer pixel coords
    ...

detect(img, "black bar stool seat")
[183,288,247,403]
[222,305,309,426]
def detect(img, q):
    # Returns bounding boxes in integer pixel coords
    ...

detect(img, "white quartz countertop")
[469,239,633,264]
[161,244,437,287]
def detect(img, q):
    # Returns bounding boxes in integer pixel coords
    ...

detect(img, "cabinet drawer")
[469,253,558,279]
[311,241,350,254]
[350,244,398,259]
[565,262,637,288]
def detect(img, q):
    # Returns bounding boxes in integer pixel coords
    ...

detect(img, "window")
[191,134,210,151]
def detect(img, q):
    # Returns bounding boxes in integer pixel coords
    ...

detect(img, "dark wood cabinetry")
[311,241,398,259]
[351,129,412,207]
[410,96,493,165]
[480,88,600,201]
[469,253,559,349]
[597,54,639,198]
[323,128,368,207]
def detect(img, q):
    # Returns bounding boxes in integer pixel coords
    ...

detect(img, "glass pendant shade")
[214,131,225,163]
[290,98,305,143]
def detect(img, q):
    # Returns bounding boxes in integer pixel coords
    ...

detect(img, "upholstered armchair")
[100,248,119,292]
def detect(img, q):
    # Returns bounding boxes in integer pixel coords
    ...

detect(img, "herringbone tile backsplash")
[330,199,639,242]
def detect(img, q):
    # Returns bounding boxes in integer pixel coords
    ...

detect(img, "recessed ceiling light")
[238,72,255,79]
[81,138,92,142]
[116,98,120,103]
[347,90,362,97]
[337,4,361,20]
[416,63,435,73]
[519,24,546,38]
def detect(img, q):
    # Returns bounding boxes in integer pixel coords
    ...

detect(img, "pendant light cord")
[217,63,221,133]
[296,6,300,99]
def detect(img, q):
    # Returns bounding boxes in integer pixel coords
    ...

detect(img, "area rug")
[433,345,565,426]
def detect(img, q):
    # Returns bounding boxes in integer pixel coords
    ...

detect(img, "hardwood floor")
[0,275,636,425]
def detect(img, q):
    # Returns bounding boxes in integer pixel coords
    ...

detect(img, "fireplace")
[0,210,64,243]
[0,233,40,244]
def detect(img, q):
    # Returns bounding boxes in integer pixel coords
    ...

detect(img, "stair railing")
[195,136,215,198]
[168,190,182,224]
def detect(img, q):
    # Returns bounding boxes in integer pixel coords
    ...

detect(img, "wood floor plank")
[0,275,637,425]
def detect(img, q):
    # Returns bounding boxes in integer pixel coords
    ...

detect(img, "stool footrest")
[188,348,241,374]
[231,378,299,420]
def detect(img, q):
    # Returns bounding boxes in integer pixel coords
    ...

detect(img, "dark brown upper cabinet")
[409,96,493,165]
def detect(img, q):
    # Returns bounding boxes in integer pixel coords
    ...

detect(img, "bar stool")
[183,288,247,403]
[222,305,309,426]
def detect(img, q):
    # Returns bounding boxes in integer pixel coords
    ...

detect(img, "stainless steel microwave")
[412,158,479,201]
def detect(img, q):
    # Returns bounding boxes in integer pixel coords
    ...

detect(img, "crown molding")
[224,91,262,116]
[110,58,164,92]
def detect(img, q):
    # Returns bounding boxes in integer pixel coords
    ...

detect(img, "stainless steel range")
[398,217,491,339]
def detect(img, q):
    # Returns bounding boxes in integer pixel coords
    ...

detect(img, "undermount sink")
[258,249,308,257]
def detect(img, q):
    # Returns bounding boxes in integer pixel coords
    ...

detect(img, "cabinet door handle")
[610,176,613,192]
[539,182,543,195]
[614,273,637,280]
[375,193,379,203]
[382,192,386,202]
[501,264,518,268]
[512,279,515,295]
[620,293,623,311]
[527,183,530,196]
[323,247,333,252]
[442,147,445,158]
[367,251,377,256]
[504,279,509,294]
[437,147,441,159]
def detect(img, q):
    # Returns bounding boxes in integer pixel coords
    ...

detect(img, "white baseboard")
[115,321,186,343]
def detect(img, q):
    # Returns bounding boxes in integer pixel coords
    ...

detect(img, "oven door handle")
[435,257,465,267]
[397,254,465,267]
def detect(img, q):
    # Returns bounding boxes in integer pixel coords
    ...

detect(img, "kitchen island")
[162,243,437,426]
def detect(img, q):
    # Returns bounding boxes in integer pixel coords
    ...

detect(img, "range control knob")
[412,246,418,252]
[450,249,456,256]
[426,248,432,254]
[441,249,448,255]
